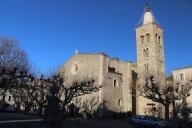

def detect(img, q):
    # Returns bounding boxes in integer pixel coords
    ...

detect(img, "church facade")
[60,53,136,116]
[61,5,167,116]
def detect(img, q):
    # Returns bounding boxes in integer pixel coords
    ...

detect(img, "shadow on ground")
[0,118,133,128]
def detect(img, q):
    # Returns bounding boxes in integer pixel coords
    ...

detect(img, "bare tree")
[140,76,192,120]
[0,37,29,90]
[3,69,34,112]
[10,74,50,115]
[0,68,18,90]
[80,97,100,119]
[10,85,34,112]
[51,74,99,110]
[174,81,192,120]
[28,76,51,116]
[0,37,29,71]
[175,81,192,107]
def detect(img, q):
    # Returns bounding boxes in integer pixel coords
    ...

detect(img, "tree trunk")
[39,106,43,116]
[24,104,30,113]
[165,104,170,121]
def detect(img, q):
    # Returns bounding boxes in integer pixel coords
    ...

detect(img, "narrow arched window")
[180,74,184,81]
[155,34,158,42]
[143,48,149,57]
[113,79,118,87]
[144,63,149,72]
[146,34,150,43]
[118,99,122,107]
[140,36,144,43]
[158,36,161,44]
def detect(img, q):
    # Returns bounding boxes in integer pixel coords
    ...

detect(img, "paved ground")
[0,119,133,128]
[63,119,133,128]
[0,120,43,128]
[0,112,133,128]
[0,112,39,121]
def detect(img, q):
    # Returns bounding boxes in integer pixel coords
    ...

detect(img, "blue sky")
[0,0,191,75]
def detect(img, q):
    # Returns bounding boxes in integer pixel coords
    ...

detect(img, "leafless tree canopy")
[0,37,100,118]
[0,38,30,90]
[4,74,50,115]
[52,74,99,109]
[0,37,29,71]
[140,76,175,120]
[0,68,28,90]
[80,97,100,118]
[140,75,192,120]
[175,81,192,100]
[141,76,174,105]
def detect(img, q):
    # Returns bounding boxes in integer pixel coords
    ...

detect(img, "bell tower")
[135,4,166,114]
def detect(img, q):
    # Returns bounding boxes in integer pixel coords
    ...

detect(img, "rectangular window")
[3,96,5,101]
[108,67,116,73]
[158,36,161,44]
[113,79,118,87]
[8,96,11,101]
[180,74,184,81]
[144,64,149,72]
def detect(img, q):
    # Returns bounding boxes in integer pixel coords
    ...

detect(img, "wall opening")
[158,36,161,44]
[118,99,122,107]
[113,79,118,87]
[140,36,144,43]
[143,48,149,57]
[8,96,11,101]
[146,34,150,43]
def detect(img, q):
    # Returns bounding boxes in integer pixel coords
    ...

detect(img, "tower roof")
[137,4,160,27]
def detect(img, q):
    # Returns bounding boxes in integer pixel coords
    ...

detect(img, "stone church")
[61,4,192,117]
[61,4,167,116]
[1,4,191,117]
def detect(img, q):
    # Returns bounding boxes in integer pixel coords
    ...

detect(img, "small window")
[146,34,150,43]
[180,74,184,81]
[143,48,149,57]
[3,96,5,101]
[155,34,158,42]
[140,36,144,43]
[108,67,116,73]
[113,79,118,87]
[8,96,11,101]
[144,64,149,71]
[158,36,161,44]
[118,99,122,107]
